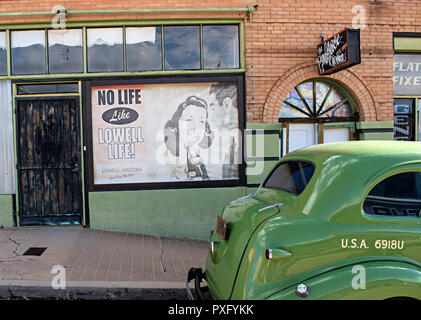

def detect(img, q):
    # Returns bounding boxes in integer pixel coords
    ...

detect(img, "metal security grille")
[16,96,82,225]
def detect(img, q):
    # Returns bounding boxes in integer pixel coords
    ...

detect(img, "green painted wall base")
[88,187,249,240]
[0,194,14,227]
[357,121,394,140]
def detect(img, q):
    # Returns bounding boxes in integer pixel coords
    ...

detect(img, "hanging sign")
[316,28,361,75]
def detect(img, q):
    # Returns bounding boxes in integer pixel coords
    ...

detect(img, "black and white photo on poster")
[91,81,241,185]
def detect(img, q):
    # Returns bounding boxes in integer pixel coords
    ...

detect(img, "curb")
[0,279,190,300]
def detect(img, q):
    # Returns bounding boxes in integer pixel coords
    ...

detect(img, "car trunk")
[205,188,294,299]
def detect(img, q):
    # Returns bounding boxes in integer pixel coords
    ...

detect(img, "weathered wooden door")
[16,97,82,225]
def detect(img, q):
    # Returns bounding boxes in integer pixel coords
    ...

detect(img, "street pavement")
[0,226,209,300]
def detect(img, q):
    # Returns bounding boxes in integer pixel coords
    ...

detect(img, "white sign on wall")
[394,54,421,95]
[91,82,241,185]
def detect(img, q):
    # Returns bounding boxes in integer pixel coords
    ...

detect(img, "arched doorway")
[279,79,359,155]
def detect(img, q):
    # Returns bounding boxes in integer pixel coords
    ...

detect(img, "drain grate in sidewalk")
[23,247,47,256]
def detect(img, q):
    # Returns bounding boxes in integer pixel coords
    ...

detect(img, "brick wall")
[1,0,421,123]
[244,0,421,123]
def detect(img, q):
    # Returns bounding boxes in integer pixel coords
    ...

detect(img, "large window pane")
[203,25,239,69]
[87,28,123,73]
[0,32,6,75]
[48,29,83,74]
[164,26,200,70]
[126,27,162,72]
[11,30,46,75]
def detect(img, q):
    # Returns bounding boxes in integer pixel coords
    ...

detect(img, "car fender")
[265,260,421,300]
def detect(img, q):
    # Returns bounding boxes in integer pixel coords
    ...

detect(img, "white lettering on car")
[340,238,405,250]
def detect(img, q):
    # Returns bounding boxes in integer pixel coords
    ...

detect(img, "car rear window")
[263,161,315,195]
[364,171,421,217]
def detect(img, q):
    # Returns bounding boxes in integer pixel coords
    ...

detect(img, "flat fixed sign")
[317,28,361,75]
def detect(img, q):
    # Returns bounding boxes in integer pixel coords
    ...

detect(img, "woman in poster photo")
[164,95,213,180]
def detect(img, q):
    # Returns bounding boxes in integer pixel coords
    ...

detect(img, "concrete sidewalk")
[0,226,209,300]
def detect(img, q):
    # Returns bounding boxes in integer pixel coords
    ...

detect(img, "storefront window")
[203,25,239,70]
[87,28,124,73]
[164,26,200,70]
[2,24,242,76]
[126,27,162,72]
[11,30,46,75]
[2,23,242,76]
[48,29,83,74]
[0,32,6,75]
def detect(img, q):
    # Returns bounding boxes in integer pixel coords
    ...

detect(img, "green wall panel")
[0,194,14,227]
[245,124,281,187]
[246,160,277,185]
[88,187,248,240]
[359,132,394,140]
[357,121,394,141]
[246,131,280,158]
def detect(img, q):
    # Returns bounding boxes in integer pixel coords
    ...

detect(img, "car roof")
[287,141,421,160]
[280,141,421,218]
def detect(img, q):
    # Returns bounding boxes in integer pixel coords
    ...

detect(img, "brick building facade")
[0,0,419,239]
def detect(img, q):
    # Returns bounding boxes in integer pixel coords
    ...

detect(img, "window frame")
[10,29,47,75]
[163,25,201,71]
[279,79,357,123]
[0,19,245,80]
[86,27,124,73]
[125,26,163,72]
[202,24,240,70]
[47,28,84,74]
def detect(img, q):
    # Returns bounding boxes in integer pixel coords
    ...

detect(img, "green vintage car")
[187,141,421,300]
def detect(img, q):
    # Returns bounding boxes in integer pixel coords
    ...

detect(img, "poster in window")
[91,81,241,185]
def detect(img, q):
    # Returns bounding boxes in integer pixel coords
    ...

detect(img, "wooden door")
[16,97,82,225]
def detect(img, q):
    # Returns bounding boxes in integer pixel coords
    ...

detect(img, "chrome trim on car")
[258,203,284,213]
